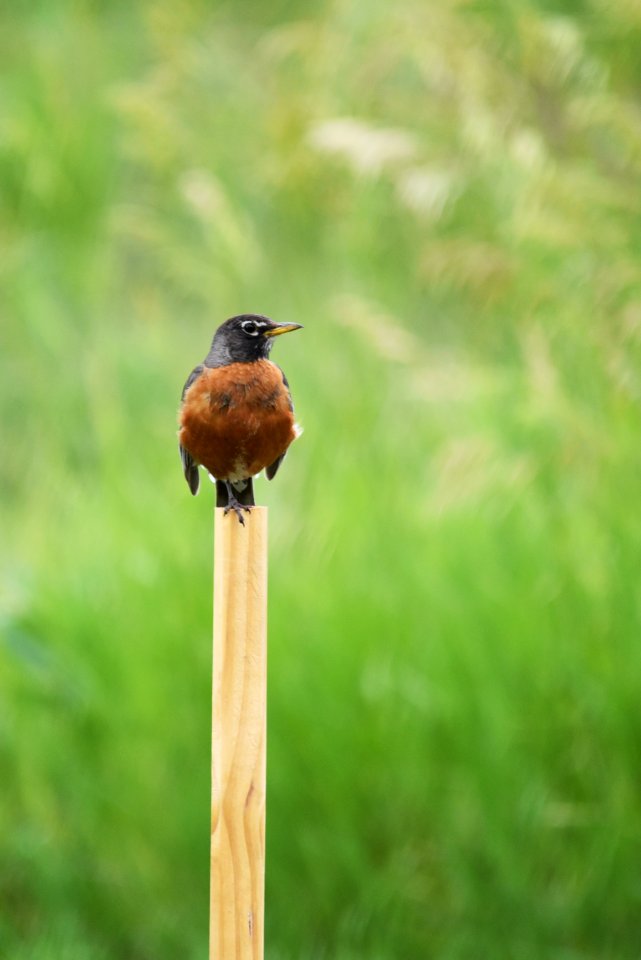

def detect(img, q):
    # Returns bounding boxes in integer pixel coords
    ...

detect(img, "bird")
[178,313,303,524]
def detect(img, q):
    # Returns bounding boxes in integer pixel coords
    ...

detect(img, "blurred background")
[2,1,641,957]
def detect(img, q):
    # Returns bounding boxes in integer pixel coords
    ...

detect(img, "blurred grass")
[2,0,641,957]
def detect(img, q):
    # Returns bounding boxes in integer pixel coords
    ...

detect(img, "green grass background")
[2,1,641,957]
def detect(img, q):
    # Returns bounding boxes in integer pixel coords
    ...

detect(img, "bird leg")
[223,481,252,525]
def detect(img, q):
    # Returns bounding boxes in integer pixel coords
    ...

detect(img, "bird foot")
[223,496,252,526]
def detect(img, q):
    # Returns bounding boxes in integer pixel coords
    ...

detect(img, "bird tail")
[215,477,255,508]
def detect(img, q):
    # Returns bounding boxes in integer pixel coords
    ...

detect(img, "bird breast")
[178,359,297,482]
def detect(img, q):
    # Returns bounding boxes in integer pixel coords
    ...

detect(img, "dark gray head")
[204,314,303,367]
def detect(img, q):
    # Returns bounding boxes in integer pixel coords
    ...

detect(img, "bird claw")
[223,497,252,525]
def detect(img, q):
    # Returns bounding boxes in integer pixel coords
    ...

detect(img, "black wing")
[278,366,294,412]
[266,365,295,482]
[181,445,200,495]
[181,364,204,401]
[266,453,285,481]
[179,364,204,496]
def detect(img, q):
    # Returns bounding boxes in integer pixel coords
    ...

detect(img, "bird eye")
[241,320,259,336]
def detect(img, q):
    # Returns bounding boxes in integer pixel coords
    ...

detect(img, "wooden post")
[210,507,268,960]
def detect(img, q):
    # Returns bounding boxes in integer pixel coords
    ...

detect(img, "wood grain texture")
[210,507,267,960]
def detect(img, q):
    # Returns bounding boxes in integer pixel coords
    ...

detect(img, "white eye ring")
[241,320,259,336]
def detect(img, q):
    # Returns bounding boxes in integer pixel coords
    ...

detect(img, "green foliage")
[2,1,641,957]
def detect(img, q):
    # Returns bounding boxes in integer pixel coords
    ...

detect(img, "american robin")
[178,314,303,523]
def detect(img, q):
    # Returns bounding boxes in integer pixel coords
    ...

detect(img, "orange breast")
[178,360,297,482]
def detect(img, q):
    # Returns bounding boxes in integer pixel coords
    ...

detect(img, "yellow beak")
[264,322,303,338]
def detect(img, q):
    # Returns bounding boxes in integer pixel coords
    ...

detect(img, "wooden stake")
[210,507,268,960]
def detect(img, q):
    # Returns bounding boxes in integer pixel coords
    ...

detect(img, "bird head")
[205,314,303,366]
